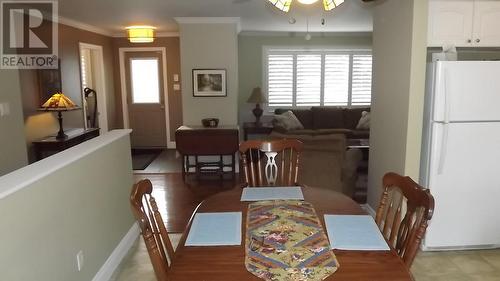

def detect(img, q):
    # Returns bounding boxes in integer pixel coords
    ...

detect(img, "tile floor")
[111,234,500,281]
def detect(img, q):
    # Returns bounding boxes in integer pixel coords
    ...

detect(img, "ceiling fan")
[233,0,379,12]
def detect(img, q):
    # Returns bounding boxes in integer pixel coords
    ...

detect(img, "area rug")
[131,149,163,170]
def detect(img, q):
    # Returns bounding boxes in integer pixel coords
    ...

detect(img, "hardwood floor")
[133,173,238,232]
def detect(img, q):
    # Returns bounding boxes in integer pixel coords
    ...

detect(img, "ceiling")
[57,0,374,35]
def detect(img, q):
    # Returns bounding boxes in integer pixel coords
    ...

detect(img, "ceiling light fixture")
[267,0,344,12]
[126,26,156,43]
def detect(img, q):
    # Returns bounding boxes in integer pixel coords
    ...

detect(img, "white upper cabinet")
[428,0,474,47]
[472,1,500,46]
[428,0,500,47]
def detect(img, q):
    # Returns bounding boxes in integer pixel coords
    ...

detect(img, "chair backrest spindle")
[130,179,175,281]
[375,172,435,267]
[239,139,303,187]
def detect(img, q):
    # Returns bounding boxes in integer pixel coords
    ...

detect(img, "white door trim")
[119,47,173,148]
[78,42,109,133]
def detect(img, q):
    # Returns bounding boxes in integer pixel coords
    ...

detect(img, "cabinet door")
[428,0,474,47]
[472,0,500,47]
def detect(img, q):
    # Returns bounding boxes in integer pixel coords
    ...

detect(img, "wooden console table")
[175,125,239,181]
[33,128,100,161]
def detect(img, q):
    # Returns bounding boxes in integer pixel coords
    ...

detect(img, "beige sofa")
[270,131,358,197]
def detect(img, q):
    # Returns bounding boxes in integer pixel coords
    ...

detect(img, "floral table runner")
[245,200,339,281]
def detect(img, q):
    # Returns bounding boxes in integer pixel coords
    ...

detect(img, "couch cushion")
[349,130,370,139]
[315,129,353,136]
[311,107,344,129]
[275,108,313,129]
[273,111,304,131]
[343,107,370,130]
[276,129,317,135]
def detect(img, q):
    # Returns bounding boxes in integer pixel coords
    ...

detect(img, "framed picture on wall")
[192,69,227,97]
[38,60,62,105]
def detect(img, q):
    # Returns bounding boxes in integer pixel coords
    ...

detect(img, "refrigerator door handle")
[437,123,449,175]
[443,68,451,124]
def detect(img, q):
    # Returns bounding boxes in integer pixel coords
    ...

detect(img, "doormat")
[131,149,163,170]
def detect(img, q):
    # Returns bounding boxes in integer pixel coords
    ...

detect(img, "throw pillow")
[356,111,370,130]
[273,110,304,131]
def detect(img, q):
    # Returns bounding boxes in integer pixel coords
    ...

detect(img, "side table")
[243,122,273,140]
[32,128,100,161]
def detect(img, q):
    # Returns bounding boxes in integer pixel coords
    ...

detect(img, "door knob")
[476,39,481,43]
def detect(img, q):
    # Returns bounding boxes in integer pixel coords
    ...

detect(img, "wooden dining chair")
[130,179,175,281]
[375,172,435,267]
[239,139,303,187]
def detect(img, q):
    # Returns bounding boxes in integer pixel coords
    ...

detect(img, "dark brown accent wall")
[112,37,183,142]
[20,23,116,162]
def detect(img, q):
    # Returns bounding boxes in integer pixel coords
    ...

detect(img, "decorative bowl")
[202,118,219,128]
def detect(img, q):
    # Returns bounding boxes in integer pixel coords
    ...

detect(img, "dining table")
[167,186,414,281]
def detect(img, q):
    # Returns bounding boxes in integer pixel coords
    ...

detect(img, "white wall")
[178,22,239,126]
[0,70,28,176]
[367,0,428,208]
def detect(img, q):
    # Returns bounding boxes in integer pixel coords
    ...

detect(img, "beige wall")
[112,37,183,140]
[0,132,134,281]
[20,23,116,162]
[237,33,373,124]
[367,0,428,209]
[179,23,239,126]
[0,70,28,176]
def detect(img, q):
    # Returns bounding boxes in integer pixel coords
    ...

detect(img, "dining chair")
[239,139,303,187]
[375,172,435,267]
[130,179,175,281]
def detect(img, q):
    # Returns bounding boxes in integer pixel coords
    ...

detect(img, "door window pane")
[130,58,160,103]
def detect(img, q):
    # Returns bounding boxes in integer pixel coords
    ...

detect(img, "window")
[130,58,160,104]
[265,49,372,108]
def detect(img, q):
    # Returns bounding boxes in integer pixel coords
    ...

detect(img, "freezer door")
[425,122,500,249]
[433,61,500,122]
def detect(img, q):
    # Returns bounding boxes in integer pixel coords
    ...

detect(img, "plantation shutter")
[351,55,372,105]
[296,54,321,106]
[266,50,372,108]
[324,54,350,106]
[267,54,294,107]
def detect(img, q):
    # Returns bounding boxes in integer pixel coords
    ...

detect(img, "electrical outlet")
[0,103,10,117]
[173,84,180,91]
[76,250,84,271]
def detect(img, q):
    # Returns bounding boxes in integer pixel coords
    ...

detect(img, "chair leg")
[181,155,186,182]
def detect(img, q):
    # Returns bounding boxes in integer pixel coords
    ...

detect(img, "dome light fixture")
[267,0,344,12]
[126,26,156,43]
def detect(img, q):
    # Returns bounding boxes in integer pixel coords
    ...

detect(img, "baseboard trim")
[361,203,377,218]
[92,223,140,281]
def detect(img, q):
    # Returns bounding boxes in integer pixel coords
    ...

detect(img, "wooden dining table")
[168,186,414,281]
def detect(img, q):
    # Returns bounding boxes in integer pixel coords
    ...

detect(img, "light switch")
[173,74,179,82]
[0,103,10,117]
[173,84,181,91]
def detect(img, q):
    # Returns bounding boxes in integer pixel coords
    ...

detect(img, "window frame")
[263,46,372,112]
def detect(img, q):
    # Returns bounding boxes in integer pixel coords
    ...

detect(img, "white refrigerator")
[420,61,500,250]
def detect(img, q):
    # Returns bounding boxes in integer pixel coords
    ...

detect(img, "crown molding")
[174,17,241,24]
[175,17,241,34]
[56,16,114,37]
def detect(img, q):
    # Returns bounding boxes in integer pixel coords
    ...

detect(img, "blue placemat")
[185,212,242,246]
[324,215,390,251]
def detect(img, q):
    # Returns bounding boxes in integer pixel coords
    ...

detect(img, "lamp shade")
[247,87,267,104]
[41,92,79,111]
[126,26,155,43]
